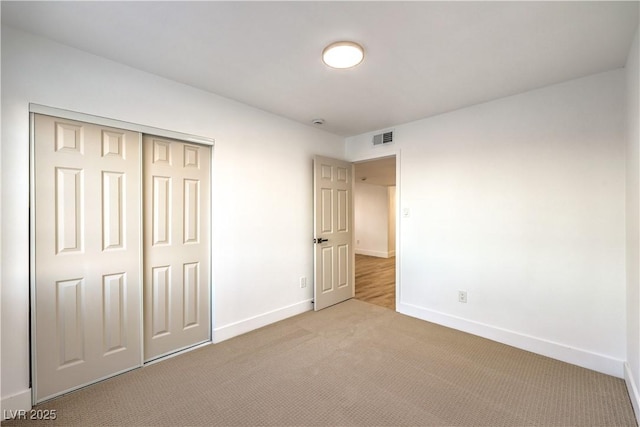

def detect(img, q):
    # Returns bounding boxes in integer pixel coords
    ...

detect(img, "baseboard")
[355,249,391,258]
[625,362,640,424]
[2,389,32,420]
[213,299,313,343]
[397,302,624,378]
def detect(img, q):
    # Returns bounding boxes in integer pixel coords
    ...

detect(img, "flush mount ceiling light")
[322,41,364,69]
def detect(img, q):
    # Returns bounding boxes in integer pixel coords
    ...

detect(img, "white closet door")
[143,136,211,361]
[33,114,142,402]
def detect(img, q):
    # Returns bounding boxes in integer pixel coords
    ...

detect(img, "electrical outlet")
[458,290,467,303]
[300,277,307,288]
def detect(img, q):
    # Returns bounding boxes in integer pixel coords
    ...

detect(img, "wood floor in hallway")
[354,254,396,310]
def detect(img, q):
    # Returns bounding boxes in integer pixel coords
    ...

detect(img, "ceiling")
[2,1,639,137]
[354,157,396,187]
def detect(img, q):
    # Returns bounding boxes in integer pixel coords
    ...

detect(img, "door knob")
[314,238,329,244]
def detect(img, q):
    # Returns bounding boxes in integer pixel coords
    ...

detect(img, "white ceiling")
[2,1,639,137]
[354,157,397,187]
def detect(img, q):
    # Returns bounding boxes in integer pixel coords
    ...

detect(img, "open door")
[313,156,354,310]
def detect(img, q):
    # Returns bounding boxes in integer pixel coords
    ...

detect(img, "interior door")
[33,114,142,402]
[143,135,211,361]
[313,156,354,310]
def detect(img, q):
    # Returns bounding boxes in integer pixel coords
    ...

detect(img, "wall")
[0,9,3,420]
[625,28,640,420]
[354,182,390,257]
[388,186,396,256]
[347,69,626,377]
[1,27,344,409]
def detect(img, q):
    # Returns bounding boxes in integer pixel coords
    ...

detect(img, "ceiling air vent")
[372,130,394,146]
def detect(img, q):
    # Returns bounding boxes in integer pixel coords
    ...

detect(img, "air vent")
[372,130,394,146]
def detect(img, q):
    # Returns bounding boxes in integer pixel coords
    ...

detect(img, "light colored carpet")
[3,299,636,426]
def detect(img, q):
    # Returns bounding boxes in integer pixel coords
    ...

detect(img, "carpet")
[2,299,636,426]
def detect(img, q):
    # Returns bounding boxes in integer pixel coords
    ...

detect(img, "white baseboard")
[355,249,391,258]
[213,299,313,343]
[397,302,624,378]
[2,389,32,420]
[625,362,640,424]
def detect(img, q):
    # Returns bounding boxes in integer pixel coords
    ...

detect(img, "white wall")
[347,69,626,377]
[625,28,640,419]
[388,186,396,256]
[354,182,390,257]
[1,27,344,407]
[0,9,3,420]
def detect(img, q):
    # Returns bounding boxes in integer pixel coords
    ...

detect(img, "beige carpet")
[3,299,636,426]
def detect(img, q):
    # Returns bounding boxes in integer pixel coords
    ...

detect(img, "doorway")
[353,156,397,310]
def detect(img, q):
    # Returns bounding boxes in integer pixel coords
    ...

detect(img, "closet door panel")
[33,114,142,403]
[143,136,210,361]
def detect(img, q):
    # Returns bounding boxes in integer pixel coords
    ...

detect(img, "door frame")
[28,104,215,404]
[351,150,401,311]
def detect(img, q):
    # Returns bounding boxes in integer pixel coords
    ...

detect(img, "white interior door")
[143,135,211,361]
[33,114,142,402]
[313,156,354,310]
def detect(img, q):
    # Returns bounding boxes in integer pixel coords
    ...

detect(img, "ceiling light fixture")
[322,41,364,69]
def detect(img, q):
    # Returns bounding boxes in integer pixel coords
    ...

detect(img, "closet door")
[33,114,142,402]
[143,136,211,361]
